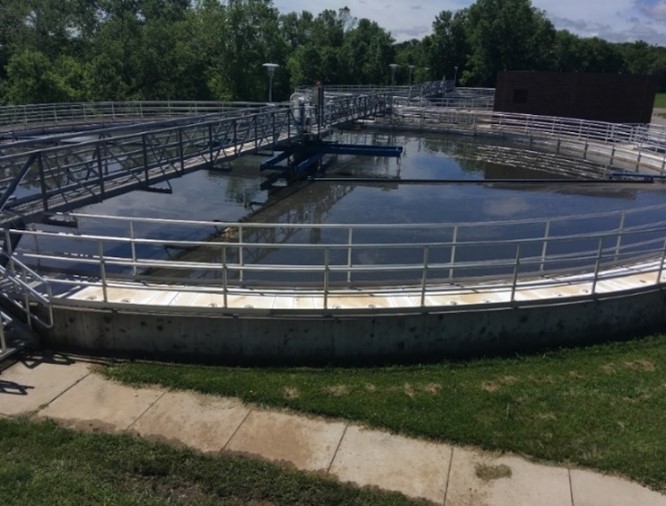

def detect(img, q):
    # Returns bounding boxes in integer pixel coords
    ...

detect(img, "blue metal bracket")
[260,140,403,176]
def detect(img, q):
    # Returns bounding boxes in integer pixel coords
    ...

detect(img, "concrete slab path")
[2,353,665,506]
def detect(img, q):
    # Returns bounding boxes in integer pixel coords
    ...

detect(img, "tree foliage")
[0,0,664,105]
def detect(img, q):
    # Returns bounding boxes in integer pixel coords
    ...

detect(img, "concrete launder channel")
[42,261,666,363]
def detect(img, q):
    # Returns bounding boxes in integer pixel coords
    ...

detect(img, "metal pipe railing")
[7,211,666,309]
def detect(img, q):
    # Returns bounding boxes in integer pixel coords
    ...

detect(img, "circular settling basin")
[32,131,666,363]
[31,129,666,287]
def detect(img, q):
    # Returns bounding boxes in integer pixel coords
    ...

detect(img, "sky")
[273,0,666,46]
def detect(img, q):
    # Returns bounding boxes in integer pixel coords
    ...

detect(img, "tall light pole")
[262,63,279,103]
[408,65,415,87]
[453,65,458,90]
[389,63,398,87]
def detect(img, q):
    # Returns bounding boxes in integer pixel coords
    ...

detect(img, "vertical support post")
[130,220,137,277]
[96,142,105,200]
[449,226,458,279]
[636,151,642,172]
[22,266,32,330]
[346,228,353,286]
[592,237,604,295]
[98,240,108,303]
[222,245,228,308]
[33,231,41,269]
[540,220,550,272]
[323,247,330,310]
[208,124,214,167]
[37,152,49,213]
[510,244,521,303]
[0,313,6,355]
[610,145,615,166]
[238,226,244,283]
[178,129,185,173]
[420,246,430,308]
[233,120,239,155]
[142,133,150,183]
[614,212,625,262]
[287,109,291,141]
[658,239,666,285]
[4,228,17,280]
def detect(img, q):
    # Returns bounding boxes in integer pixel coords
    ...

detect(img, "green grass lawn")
[0,418,421,506]
[105,334,666,494]
[655,93,666,108]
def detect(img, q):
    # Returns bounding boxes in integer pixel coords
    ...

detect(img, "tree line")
[1,0,665,105]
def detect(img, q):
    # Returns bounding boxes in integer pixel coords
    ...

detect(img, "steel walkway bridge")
[0,90,408,230]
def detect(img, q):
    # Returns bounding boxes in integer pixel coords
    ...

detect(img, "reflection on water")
[29,130,666,284]
[81,130,663,228]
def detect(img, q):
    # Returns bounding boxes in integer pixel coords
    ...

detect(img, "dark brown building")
[494,71,656,124]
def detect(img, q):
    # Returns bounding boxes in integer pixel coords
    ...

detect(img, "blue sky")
[273,0,666,45]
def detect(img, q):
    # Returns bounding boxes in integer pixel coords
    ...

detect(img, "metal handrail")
[0,251,53,329]
[0,92,393,223]
[2,94,666,313]
[0,100,279,131]
[8,206,666,308]
[392,106,666,147]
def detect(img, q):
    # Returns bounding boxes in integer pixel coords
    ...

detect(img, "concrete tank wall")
[42,287,666,363]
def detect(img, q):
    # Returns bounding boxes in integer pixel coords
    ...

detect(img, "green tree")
[465,0,556,86]
[213,0,285,101]
[341,18,395,85]
[4,49,75,103]
[427,10,470,83]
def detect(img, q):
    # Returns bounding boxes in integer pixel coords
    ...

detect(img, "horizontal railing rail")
[0,100,277,132]
[390,108,666,174]
[7,203,666,310]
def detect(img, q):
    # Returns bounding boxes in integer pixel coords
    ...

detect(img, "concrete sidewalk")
[1,353,665,506]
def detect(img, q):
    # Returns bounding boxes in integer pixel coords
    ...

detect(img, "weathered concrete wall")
[42,287,666,363]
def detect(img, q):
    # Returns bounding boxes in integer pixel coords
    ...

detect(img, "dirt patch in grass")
[475,463,512,481]
[623,360,656,372]
[283,387,300,400]
[324,385,350,397]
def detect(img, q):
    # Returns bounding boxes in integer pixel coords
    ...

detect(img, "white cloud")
[273,0,666,45]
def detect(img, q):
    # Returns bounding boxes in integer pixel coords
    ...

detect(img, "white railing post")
[98,240,108,303]
[238,226,244,283]
[614,212,625,262]
[658,239,666,285]
[346,228,353,286]
[222,245,228,308]
[323,247,330,310]
[592,237,604,295]
[540,220,550,272]
[130,220,137,277]
[0,314,6,355]
[449,226,458,279]
[510,244,521,302]
[420,246,430,307]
